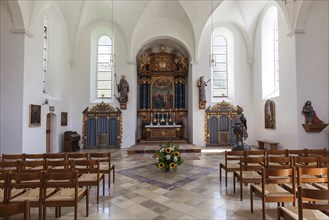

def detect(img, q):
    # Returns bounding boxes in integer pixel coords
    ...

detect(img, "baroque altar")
[137,45,188,141]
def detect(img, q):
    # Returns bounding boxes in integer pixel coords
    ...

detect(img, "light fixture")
[42,99,49,105]
[209,0,215,67]
[282,0,296,5]
[110,0,116,67]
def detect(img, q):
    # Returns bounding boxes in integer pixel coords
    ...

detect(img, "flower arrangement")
[153,142,184,172]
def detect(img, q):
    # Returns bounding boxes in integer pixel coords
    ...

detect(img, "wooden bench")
[256,140,279,150]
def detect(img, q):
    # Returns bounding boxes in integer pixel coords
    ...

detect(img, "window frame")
[212,35,228,98]
[96,35,113,99]
[42,17,48,94]
[262,6,280,99]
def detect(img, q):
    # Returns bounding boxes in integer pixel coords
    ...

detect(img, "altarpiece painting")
[151,76,174,110]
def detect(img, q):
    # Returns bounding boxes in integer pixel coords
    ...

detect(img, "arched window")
[212,35,228,97]
[96,35,113,99]
[42,17,48,94]
[211,28,234,101]
[262,6,280,99]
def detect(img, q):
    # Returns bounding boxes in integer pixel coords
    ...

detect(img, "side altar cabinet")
[82,102,122,148]
[205,101,246,146]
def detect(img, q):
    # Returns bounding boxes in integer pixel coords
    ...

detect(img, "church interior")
[0,0,328,219]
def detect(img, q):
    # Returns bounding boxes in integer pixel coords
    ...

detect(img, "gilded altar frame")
[82,102,122,148]
[205,101,238,146]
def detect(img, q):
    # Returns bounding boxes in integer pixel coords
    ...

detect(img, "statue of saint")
[197,76,208,102]
[117,75,129,103]
[233,105,248,146]
[302,100,324,124]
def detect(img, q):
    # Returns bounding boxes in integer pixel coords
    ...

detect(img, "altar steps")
[137,139,189,144]
[127,142,201,154]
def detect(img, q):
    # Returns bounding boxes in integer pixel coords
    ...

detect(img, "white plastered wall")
[295,1,329,149]
[253,3,306,150]
[0,2,24,154]
[21,2,71,153]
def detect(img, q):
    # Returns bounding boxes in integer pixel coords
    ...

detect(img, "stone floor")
[15,147,287,219]
[127,143,202,154]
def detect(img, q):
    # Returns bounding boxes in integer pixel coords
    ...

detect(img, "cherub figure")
[178,56,188,70]
[139,54,151,71]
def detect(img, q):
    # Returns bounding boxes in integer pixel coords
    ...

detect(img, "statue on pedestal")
[232,105,250,151]
[197,76,210,109]
[116,75,129,109]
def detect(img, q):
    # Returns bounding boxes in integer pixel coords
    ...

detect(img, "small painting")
[61,112,68,126]
[265,100,275,129]
[29,104,41,127]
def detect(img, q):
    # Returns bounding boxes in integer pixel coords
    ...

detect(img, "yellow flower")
[165,147,171,153]
[170,162,177,169]
[174,151,180,157]
[158,162,164,168]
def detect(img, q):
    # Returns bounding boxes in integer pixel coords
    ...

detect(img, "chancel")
[0,1,328,219]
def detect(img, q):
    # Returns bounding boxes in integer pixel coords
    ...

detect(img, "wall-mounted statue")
[197,76,210,109]
[302,100,324,124]
[301,100,328,132]
[116,75,129,109]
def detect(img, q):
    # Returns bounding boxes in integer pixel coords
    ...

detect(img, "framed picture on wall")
[29,104,41,127]
[61,112,68,126]
[265,100,275,129]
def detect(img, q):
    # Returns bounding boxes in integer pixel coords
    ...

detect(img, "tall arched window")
[212,35,228,97]
[96,35,113,99]
[262,6,280,99]
[42,17,48,94]
[211,27,234,101]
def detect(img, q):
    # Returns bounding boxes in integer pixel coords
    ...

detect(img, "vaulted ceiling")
[8,0,306,60]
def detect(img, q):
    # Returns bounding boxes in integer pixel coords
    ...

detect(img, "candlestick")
[150,113,153,126]
[166,112,169,125]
